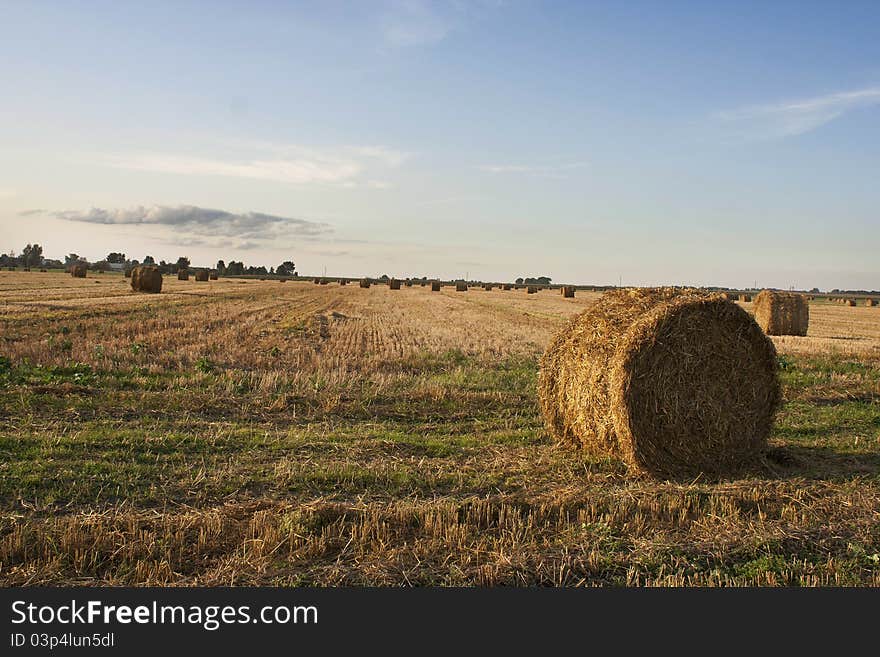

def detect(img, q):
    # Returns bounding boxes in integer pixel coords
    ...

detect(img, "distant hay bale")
[502,284,512,290]
[124,268,133,278]
[719,292,734,300]
[39,268,47,272]
[130,265,163,293]
[538,287,780,478]
[455,281,467,292]
[753,290,809,336]
[405,280,413,287]
[562,286,575,298]
[314,278,321,284]
[483,283,493,291]
[389,279,401,290]
[739,294,752,302]
[279,278,287,283]
[360,278,371,288]
[70,263,87,278]
[24,267,31,272]
[420,281,427,287]
[431,281,441,292]
[178,270,189,281]
[866,298,877,307]
[845,298,856,307]
[339,278,348,285]
[527,286,538,294]
[194,270,209,282]
[209,271,218,280]
[320,278,329,285]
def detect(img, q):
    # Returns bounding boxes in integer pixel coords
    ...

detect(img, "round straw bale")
[130,265,163,293]
[753,291,809,336]
[845,298,856,307]
[538,288,780,478]
[431,281,441,291]
[70,263,87,278]
[527,286,538,294]
[209,271,218,280]
[194,269,209,282]
[562,286,575,298]
[360,278,371,288]
[866,298,877,307]
[455,281,467,292]
[178,269,189,281]
[339,278,348,285]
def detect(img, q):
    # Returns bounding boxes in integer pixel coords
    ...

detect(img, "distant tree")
[276,261,296,276]
[91,260,111,271]
[515,277,524,285]
[65,253,81,265]
[21,243,43,267]
[379,274,389,281]
[269,266,275,275]
[226,260,244,275]
[216,260,226,275]
[106,252,126,264]
[143,255,155,265]
[176,256,191,271]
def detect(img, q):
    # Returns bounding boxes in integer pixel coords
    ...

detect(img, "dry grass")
[1,271,879,586]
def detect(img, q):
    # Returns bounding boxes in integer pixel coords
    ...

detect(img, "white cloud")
[715,87,880,139]
[53,205,332,249]
[380,0,453,47]
[477,161,588,177]
[100,144,408,187]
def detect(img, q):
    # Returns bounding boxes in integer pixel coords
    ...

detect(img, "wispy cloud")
[53,205,332,249]
[17,208,44,216]
[380,0,454,47]
[478,161,587,178]
[715,87,880,139]
[99,144,408,187]
[378,0,502,48]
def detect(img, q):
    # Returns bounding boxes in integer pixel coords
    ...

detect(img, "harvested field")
[1,271,879,586]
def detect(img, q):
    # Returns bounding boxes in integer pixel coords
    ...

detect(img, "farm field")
[1,271,879,586]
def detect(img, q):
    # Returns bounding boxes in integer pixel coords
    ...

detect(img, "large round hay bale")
[455,281,467,292]
[431,281,441,292]
[339,278,348,286]
[178,270,189,281]
[194,269,209,282]
[389,279,401,290]
[359,278,371,288]
[209,271,218,280]
[753,291,809,336]
[502,284,512,291]
[538,288,780,478]
[130,265,163,293]
[527,286,538,294]
[562,286,575,298]
[867,298,877,307]
[70,263,87,278]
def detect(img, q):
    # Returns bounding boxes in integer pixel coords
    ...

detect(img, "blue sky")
[1,1,878,289]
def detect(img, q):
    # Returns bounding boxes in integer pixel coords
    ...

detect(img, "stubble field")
[1,271,879,586]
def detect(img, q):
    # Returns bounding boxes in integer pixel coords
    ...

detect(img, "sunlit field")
[2,271,879,585]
